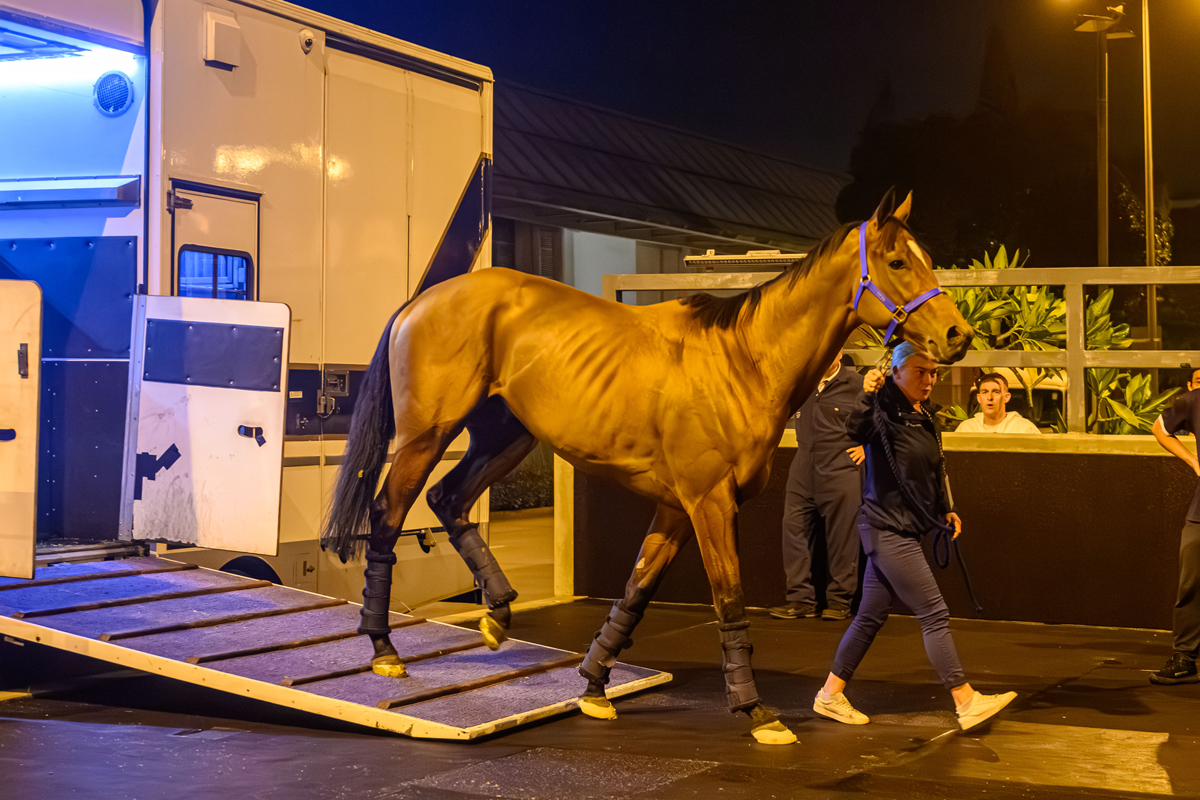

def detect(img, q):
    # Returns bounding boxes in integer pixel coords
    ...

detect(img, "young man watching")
[1150,366,1200,685]
[955,373,1040,434]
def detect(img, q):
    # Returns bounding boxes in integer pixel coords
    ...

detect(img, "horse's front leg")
[691,481,797,745]
[578,503,693,719]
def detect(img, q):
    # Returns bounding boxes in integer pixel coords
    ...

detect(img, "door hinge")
[166,189,193,213]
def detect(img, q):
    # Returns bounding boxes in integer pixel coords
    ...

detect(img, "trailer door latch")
[167,190,194,212]
[17,343,27,378]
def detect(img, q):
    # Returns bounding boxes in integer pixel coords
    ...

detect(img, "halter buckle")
[891,307,909,324]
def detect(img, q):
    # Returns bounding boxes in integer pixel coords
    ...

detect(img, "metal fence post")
[1066,281,1087,433]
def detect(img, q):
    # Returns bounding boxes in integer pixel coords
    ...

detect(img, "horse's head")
[854,190,973,363]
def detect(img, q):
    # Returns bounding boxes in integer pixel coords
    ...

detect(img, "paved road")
[2,599,1198,799]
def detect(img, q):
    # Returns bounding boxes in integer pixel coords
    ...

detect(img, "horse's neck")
[743,251,860,414]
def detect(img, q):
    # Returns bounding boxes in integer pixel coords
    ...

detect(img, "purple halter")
[853,222,945,345]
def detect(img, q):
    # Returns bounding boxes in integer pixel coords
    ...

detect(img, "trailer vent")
[94,71,134,117]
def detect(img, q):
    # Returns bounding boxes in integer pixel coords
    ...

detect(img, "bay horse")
[321,190,972,744]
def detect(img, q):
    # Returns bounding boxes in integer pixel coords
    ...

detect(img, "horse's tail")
[321,306,404,562]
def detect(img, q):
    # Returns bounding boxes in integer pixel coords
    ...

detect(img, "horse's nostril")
[947,325,972,344]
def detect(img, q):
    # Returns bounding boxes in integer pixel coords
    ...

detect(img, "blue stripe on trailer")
[142,319,283,391]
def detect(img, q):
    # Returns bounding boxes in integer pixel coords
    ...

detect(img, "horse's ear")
[893,191,913,222]
[869,187,898,230]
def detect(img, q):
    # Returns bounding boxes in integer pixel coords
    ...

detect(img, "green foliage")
[937,404,969,429]
[857,245,1152,433]
[1085,368,1180,435]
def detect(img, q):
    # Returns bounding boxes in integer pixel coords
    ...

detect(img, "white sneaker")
[956,690,1017,731]
[813,691,869,725]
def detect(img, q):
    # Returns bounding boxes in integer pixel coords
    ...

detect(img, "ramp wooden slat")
[0,569,258,616]
[283,639,487,686]
[398,662,660,732]
[208,622,485,685]
[0,562,198,592]
[378,653,585,709]
[12,580,272,619]
[0,558,672,739]
[100,597,347,641]
[18,585,342,642]
[188,616,426,664]
[0,557,169,588]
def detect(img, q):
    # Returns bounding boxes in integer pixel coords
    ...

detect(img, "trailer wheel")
[220,556,282,585]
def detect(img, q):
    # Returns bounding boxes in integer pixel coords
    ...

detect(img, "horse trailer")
[0,0,495,608]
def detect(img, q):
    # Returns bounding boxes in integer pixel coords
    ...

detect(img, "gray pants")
[1175,521,1200,657]
[782,470,860,609]
[831,517,965,690]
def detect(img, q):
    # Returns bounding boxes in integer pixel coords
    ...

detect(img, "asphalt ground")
[2,598,1198,799]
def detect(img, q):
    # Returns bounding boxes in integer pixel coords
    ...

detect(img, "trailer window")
[178,247,254,300]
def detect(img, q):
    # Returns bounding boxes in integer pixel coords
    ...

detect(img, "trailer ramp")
[0,557,669,739]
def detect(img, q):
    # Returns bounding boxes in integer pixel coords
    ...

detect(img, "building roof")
[492,83,849,254]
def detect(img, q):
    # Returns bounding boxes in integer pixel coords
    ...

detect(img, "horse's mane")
[680,221,861,331]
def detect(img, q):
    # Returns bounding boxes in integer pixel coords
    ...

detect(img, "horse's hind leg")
[361,428,455,677]
[690,480,796,746]
[426,396,535,650]
[578,503,693,720]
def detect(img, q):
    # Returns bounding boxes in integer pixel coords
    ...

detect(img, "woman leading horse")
[320,189,973,744]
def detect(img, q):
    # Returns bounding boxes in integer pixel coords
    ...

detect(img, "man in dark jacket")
[770,352,865,621]
[1149,366,1200,685]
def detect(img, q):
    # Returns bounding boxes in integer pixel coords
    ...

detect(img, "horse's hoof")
[751,720,797,745]
[578,696,617,720]
[480,614,508,651]
[371,656,408,678]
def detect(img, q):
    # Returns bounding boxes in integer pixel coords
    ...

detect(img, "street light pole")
[1074,6,1131,267]
[1097,30,1109,267]
[1141,0,1158,351]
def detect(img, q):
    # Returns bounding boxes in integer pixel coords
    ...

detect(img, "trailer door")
[120,296,289,555]
[0,281,41,579]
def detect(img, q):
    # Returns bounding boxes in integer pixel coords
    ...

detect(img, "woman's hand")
[863,369,885,394]
[846,446,865,465]
[946,512,962,540]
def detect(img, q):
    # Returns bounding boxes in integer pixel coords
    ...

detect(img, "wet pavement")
[2,598,1198,799]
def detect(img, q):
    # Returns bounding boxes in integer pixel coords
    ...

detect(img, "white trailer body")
[0,0,494,608]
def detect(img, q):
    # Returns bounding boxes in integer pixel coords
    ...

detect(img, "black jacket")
[846,377,954,536]
[790,365,865,494]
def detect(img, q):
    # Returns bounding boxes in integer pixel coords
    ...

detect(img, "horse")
[320,189,973,744]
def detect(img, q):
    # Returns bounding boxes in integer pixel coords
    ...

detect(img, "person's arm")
[845,369,884,443]
[1153,415,1200,476]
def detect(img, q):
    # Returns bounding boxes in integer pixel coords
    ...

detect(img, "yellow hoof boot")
[751,721,797,745]
[480,614,508,651]
[578,696,617,720]
[371,658,408,679]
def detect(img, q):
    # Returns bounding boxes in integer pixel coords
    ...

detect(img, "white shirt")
[955,411,1041,434]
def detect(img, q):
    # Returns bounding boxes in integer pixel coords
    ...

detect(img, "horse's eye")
[888,259,906,270]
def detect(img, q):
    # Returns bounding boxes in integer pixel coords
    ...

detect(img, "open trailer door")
[0,281,41,580]
[119,296,290,555]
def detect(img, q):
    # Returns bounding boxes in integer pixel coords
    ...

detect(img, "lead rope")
[871,387,984,616]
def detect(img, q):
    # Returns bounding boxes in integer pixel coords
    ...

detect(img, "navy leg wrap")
[449,526,517,609]
[357,550,397,637]
[580,601,643,685]
[719,620,759,712]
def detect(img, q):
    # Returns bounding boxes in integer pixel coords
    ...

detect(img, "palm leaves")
[857,245,1165,433]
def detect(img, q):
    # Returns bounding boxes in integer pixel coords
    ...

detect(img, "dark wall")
[574,448,1195,630]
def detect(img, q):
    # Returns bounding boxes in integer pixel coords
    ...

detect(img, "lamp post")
[1140,0,1158,354]
[1074,5,1134,268]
